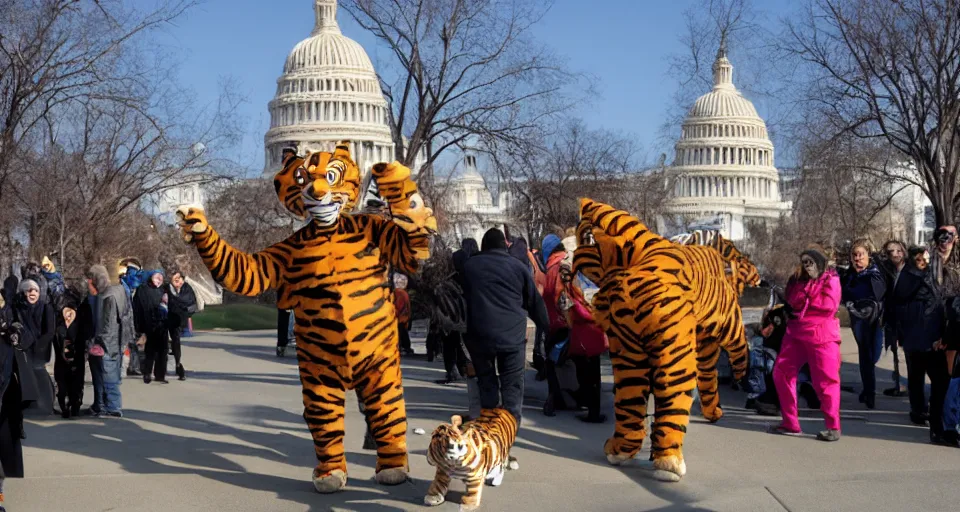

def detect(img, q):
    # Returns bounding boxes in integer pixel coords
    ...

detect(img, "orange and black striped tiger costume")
[425,408,519,510]
[678,244,749,423]
[177,142,436,493]
[671,230,762,296]
[571,199,699,482]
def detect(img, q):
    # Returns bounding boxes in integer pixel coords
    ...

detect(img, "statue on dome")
[177,141,437,493]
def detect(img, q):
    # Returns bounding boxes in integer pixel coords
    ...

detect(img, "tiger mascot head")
[428,415,478,465]
[273,141,361,224]
[571,199,669,284]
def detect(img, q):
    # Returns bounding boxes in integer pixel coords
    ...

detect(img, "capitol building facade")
[263,0,401,177]
[659,44,791,241]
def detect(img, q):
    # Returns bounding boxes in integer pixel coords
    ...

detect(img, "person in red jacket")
[393,274,413,356]
[561,273,608,423]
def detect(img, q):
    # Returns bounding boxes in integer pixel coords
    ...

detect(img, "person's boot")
[70,404,81,418]
[882,386,905,397]
[543,394,556,417]
[363,429,377,450]
[176,364,186,381]
[59,396,69,419]
[143,374,151,384]
[276,346,286,358]
[800,382,821,409]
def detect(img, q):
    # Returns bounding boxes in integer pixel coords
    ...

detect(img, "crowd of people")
[0,260,198,510]
[421,227,608,428]
[767,228,960,446]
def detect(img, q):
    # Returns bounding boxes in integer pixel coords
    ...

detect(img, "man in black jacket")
[462,228,548,424]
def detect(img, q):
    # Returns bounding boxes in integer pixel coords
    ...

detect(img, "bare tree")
[486,118,667,244]
[785,0,960,225]
[0,0,202,203]
[341,0,580,183]
[1,0,242,276]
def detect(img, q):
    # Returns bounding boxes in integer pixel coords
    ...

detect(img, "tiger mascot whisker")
[425,408,519,510]
[177,141,436,494]
[571,199,698,482]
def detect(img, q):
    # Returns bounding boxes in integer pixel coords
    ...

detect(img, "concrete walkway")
[8,328,960,512]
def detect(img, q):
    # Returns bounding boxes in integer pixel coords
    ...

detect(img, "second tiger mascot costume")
[177,143,436,493]
[571,198,747,482]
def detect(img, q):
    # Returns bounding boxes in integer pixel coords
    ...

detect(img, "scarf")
[14,295,44,348]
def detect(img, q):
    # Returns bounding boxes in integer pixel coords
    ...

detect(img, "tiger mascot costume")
[671,230,762,296]
[425,408,519,510]
[177,142,437,493]
[571,199,700,482]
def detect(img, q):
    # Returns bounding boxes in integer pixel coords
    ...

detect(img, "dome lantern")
[313,0,342,36]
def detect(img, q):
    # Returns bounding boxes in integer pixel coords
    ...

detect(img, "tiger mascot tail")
[571,198,698,482]
[177,142,437,494]
[425,408,519,510]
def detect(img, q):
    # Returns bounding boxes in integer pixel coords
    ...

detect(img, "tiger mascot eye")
[425,409,519,510]
[571,198,699,482]
[177,141,436,494]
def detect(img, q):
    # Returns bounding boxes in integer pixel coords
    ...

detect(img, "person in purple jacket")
[770,246,843,441]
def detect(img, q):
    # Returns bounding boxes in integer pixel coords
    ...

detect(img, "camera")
[936,230,955,244]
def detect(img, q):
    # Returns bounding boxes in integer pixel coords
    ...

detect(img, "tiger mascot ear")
[450,415,463,428]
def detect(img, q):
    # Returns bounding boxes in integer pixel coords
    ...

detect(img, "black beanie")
[481,228,507,251]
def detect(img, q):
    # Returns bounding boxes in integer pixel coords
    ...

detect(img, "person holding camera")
[923,225,960,446]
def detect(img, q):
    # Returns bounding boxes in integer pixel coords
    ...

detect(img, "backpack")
[432,280,466,334]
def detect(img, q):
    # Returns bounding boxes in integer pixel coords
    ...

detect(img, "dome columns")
[675,175,780,200]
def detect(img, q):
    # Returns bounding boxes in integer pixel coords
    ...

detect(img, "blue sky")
[158,0,795,173]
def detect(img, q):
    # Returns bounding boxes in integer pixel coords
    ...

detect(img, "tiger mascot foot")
[651,455,687,482]
[703,406,724,423]
[313,469,347,494]
[375,467,408,486]
[424,493,445,507]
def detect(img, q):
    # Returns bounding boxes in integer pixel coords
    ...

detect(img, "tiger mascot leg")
[602,270,698,482]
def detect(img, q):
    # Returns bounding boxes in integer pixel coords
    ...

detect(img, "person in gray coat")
[84,265,135,418]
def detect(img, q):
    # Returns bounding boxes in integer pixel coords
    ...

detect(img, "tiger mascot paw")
[312,469,347,494]
[703,406,724,423]
[371,162,438,236]
[375,467,408,486]
[651,455,687,482]
[423,493,445,507]
[175,206,209,243]
[604,437,642,466]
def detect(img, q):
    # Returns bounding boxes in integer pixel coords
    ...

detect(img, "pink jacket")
[782,269,842,345]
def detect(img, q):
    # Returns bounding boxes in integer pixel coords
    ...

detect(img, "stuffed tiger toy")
[177,142,436,494]
[425,408,519,510]
[670,230,762,296]
[571,198,699,482]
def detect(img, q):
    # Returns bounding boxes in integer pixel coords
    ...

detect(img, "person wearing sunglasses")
[770,245,843,441]
[918,225,960,446]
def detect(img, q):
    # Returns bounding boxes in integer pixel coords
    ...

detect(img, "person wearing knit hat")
[770,246,844,442]
[18,279,39,295]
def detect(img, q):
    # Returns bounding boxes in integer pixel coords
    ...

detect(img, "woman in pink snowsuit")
[770,247,843,441]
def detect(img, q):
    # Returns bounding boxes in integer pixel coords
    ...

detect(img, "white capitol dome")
[263,0,397,175]
[660,42,791,241]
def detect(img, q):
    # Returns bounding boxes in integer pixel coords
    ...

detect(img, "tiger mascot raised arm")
[177,142,436,494]
[571,199,699,482]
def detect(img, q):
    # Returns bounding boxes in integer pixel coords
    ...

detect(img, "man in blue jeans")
[85,265,134,418]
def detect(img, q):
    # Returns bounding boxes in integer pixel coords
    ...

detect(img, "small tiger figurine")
[425,409,519,510]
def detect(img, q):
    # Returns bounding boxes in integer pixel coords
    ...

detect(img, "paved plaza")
[8,326,960,512]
